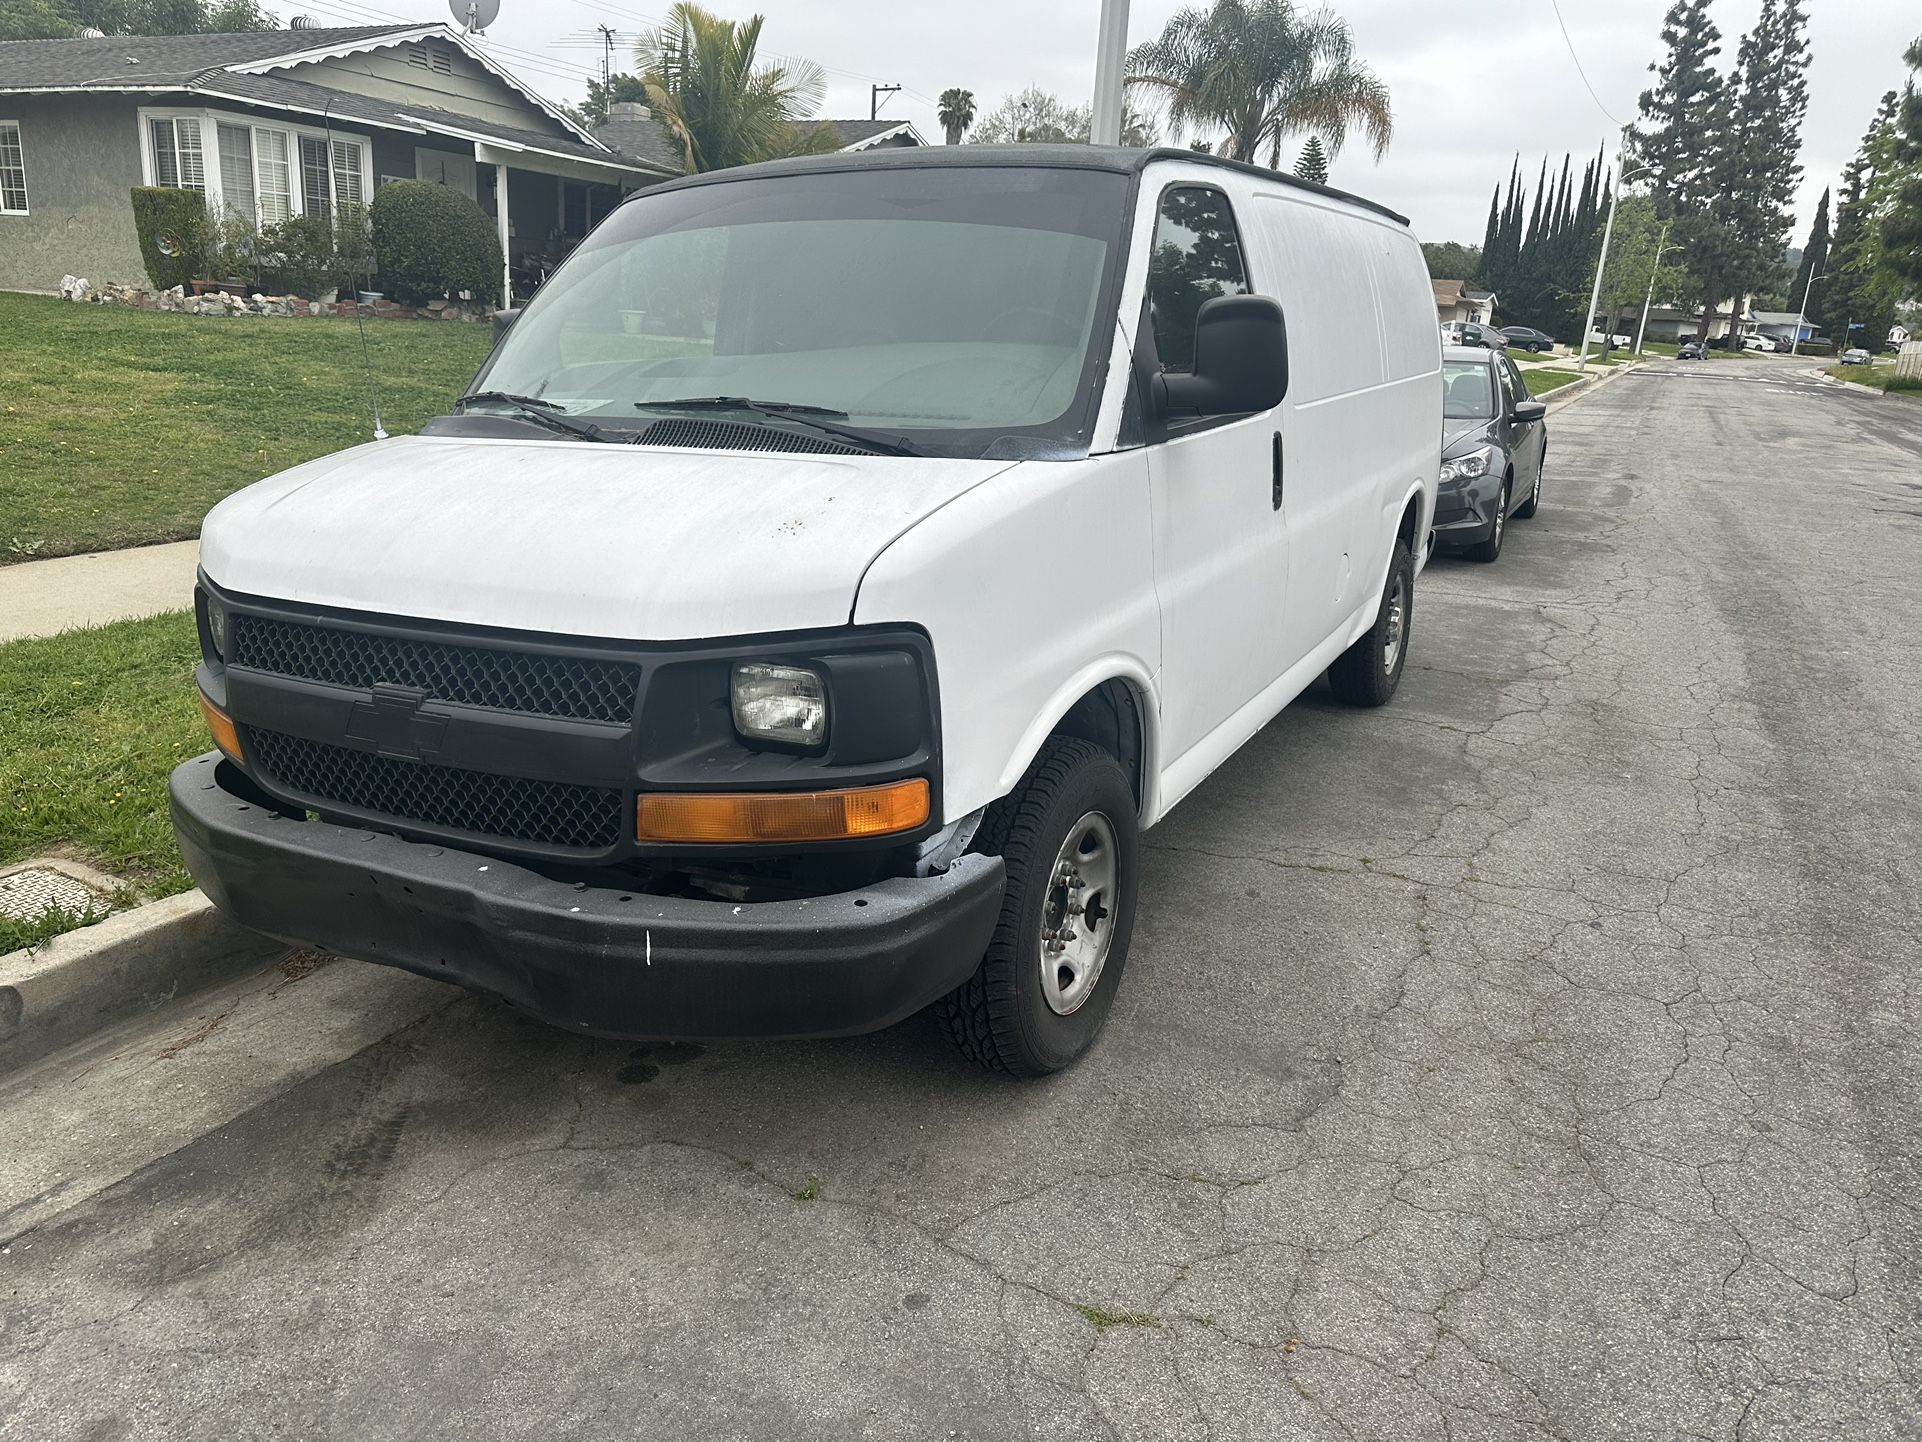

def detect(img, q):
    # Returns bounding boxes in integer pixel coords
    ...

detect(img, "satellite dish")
[450,0,500,33]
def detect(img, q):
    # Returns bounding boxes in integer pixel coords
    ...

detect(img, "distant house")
[1752,310,1819,346]
[0,24,675,301]
[591,103,924,169]
[1432,279,1495,326]
[1637,303,1757,344]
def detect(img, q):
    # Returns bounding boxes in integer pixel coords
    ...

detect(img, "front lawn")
[0,611,204,949]
[0,292,494,563]
[1524,368,1582,396]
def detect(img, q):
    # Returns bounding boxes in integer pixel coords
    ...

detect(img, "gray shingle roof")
[0,26,414,89]
[591,111,684,173]
[826,118,921,149]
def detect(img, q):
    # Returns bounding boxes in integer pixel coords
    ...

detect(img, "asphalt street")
[3,356,1919,1440]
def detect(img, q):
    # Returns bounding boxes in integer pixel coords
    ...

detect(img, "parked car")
[1441,320,1508,350]
[1499,325,1555,353]
[1677,339,1706,361]
[1741,333,1774,353]
[1587,329,1632,349]
[172,146,1443,1077]
[1841,347,1873,365]
[1434,345,1547,563]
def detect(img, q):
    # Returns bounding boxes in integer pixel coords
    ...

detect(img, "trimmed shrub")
[260,213,340,299]
[371,180,503,304]
[130,187,209,290]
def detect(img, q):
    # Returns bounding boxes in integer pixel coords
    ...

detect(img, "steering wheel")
[983,307,1077,348]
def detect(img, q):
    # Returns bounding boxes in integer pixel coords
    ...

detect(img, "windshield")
[1442,358,1497,420]
[471,165,1131,460]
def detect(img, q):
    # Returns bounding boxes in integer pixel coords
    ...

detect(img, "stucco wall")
[0,94,146,294]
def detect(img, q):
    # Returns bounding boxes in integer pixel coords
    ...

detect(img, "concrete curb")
[0,890,286,1075]
[1805,365,1885,397]
[1542,358,1639,414]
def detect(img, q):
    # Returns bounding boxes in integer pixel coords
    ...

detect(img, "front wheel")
[1327,539,1413,708]
[1514,458,1542,519]
[1465,477,1510,562]
[937,737,1139,1076]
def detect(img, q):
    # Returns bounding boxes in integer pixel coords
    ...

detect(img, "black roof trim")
[621,143,1409,227]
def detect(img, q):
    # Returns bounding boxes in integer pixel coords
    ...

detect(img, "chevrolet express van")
[172,146,1441,1075]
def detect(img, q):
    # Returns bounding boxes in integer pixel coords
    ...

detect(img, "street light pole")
[1791,268,1826,356]
[1634,219,1671,356]
[1090,0,1130,146]
[1578,157,1652,373]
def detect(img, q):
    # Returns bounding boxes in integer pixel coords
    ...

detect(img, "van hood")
[199,434,1017,640]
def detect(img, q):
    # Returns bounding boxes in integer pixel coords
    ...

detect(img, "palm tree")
[1125,0,1392,170]
[636,4,839,173]
[938,87,977,145]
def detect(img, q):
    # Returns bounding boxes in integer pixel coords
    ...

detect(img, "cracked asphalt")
[3,357,1919,1440]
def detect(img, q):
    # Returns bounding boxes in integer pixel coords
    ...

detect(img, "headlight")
[1439,447,1497,484]
[203,590,230,660]
[731,662,828,748]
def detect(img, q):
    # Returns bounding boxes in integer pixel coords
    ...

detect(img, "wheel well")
[1049,679,1146,810]
[1396,493,1422,552]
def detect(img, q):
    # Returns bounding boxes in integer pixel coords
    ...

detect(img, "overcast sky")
[291,0,1918,248]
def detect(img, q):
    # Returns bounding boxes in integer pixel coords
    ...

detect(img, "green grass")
[1524,368,1582,396]
[0,292,494,563]
[1823,361,1901,388]
[0,611,206,944]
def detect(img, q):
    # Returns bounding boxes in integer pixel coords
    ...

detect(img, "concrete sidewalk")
[0,540,199,643]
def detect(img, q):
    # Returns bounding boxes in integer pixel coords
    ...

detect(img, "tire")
[1514,457,1542,520]
[937,737,1139,1076]
[1327,538,1414,708]
[1465,476,1509,562]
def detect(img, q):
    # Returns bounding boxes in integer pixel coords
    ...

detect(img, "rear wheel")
[937,738,1138,1076]
[1327,539,1413,708]
[1466,477,1509,562]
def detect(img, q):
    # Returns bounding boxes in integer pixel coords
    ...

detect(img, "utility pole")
[1090,0,1129,146]
[1791,269,1825,356]
[1634,220,1671,355]
[597,25,615,88]
[869,83,901,120]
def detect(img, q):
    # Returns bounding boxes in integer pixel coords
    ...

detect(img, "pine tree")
[1881,37,1922,293]
[1713,0,1811,334]
[1294,135,1329,185]
[1632,0,1724,201]
[1817,92,1901,350]
[1788,187,1829,322]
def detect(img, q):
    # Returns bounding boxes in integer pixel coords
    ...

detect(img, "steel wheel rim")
[1382,573,1407,674]
[1039,811,1119,1016]
[1531,471,1541,505]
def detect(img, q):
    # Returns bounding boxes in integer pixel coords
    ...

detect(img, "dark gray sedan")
[1434,345,1548,562]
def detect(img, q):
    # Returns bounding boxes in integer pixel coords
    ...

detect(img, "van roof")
[625,143,1410,228]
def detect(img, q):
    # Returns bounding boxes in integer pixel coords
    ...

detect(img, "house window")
[0,121,26,214]
[216,123,255,222]
[331,139,365,210]
[150,116,206,192]
[256,128,292,225]
[298,135,331,218]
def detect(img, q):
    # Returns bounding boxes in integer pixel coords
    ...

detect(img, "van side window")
[1146,187,1249,373]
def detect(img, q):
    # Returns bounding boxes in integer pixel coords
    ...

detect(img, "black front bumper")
[171,754,1005,1040]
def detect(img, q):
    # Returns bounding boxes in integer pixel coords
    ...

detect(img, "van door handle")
[1271,431,1284,511]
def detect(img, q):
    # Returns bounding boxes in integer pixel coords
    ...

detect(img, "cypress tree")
[1294,135,1329,185]
[1881,37,1922,293]
[1481,186,1502,279]
[1789,187,1829,322]
[1818,92,1900,349]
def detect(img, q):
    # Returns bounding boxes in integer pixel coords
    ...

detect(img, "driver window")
[1146,187,1249,373]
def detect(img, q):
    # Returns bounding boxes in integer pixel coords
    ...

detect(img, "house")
[1636,303,1754,344]
[591,102,924,169]
[0,24,676,302]
[1432,280,1495,326]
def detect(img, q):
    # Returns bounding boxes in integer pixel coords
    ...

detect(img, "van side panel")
[850,452,1162,826]
[1356,221,1444,596]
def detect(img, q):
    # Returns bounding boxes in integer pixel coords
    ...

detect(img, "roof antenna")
[322,98,386,440]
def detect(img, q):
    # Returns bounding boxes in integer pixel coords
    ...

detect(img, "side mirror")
[492,307,521,342]
[1511,398,1547,423]
[1154,294,1289,417]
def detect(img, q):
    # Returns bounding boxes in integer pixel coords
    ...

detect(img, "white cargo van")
[173,147,1440,1075]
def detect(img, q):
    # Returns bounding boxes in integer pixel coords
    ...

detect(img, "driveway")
[4,356,1919,1440]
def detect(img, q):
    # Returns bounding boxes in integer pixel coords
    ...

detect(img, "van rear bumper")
[170,754,1004,1040]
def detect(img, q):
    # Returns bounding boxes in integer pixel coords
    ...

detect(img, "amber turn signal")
[637,778,931,844]
[200,693,243,761]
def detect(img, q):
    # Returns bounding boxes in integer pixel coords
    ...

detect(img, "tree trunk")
[1698,265,1721,345]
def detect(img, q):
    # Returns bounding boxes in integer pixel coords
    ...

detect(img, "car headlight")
[202,590,230,660]
[1440,447,1497,485]
[731,662,828,748]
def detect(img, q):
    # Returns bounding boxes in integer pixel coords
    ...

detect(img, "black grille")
[230,614,640,723]
[246,728,625,852]
[635,418,860,456]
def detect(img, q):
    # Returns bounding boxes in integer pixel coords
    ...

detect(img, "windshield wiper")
[458,391,614,443]
[635,396,921,457]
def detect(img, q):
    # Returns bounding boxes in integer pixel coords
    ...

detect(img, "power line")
[1548,0,1624,128]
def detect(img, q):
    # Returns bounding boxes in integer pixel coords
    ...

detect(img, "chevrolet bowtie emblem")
[345,683,449,761]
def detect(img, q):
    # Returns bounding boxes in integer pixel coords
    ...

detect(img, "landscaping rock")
[58,275,94,303]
